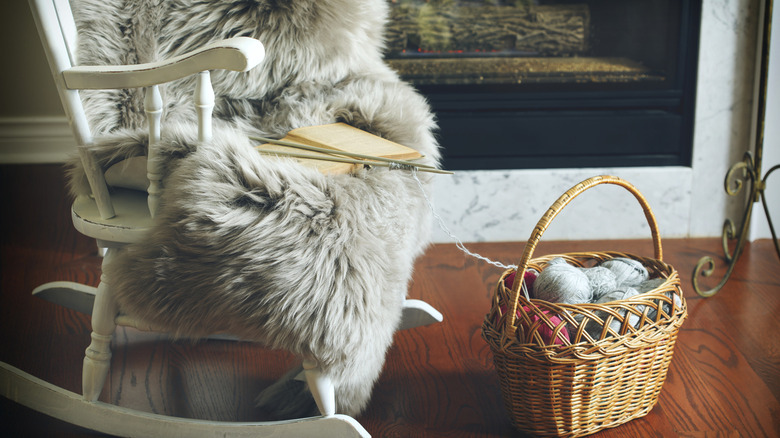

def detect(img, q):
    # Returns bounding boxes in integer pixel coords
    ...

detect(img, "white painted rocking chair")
[0,1,442,436]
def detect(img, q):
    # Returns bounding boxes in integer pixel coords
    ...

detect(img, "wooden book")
[255,123,423,174]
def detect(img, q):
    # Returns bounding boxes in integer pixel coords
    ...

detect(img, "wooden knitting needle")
[254,148,453,174]
[249,135,438,170]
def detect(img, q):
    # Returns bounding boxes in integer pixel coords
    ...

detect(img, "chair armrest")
[62,37,264,90]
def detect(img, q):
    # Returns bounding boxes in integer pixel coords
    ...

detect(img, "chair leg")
[82,248,119,402]
[303,359,336,417]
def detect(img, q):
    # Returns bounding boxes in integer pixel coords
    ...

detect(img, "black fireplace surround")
[384,0,702,171]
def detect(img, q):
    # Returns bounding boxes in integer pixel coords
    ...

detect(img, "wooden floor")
[2,164,779,437]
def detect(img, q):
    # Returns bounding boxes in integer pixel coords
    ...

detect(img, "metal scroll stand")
[694,0,780,297]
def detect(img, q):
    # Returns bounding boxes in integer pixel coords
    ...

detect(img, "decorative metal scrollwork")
[693,0,778,297]
[693,153,777,297]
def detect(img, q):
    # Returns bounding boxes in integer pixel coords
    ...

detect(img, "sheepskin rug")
[68,0,440,418]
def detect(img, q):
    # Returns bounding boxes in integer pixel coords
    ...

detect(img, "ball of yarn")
[646,291,683,322]
[548,257,569,265]
[635,277,683,322]
[594,286,640,336]
[503,269,538,291]
[665,292,683,314]
[534,261,592,304]
[600,258,649,287]
[595,285,639,304]
[498,304,570,345]
[637,277,665,293]
[582,266,618,301]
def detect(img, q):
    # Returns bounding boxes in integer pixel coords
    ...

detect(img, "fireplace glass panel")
[384,0,701,170]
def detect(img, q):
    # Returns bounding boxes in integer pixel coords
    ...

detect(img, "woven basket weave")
[482,176,687,437]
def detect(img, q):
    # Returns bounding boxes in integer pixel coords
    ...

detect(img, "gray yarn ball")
[600,258,649,287]
[666,292,683,314]
[547,257,569,266]
[594,286,641,336]
[582,266,618,301]
[636,277,682,322]
[646,291,684,321]
[534,261,592,304]
[595,286,640,304]
[637,277,666,293]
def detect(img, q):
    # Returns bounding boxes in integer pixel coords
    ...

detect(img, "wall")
[0,0,770,242]
[0,2,76,163]
[749,0,780,241]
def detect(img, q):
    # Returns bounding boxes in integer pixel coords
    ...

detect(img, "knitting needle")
[249,135,438,170]
[254,148,453,174]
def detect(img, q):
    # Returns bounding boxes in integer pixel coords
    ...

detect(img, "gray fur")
[69,0,440,418]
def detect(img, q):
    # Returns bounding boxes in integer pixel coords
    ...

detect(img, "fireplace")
[384,0,702,170]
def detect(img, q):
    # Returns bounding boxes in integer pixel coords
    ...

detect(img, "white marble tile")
[689,0,759,237]
[430,167,692,244]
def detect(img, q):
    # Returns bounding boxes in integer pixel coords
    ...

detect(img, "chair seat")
[72,188,152,244]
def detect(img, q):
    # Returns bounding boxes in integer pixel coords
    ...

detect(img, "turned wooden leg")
[82,247,118,402]
[303,359,335,417]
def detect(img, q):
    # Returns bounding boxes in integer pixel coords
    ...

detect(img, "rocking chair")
[0,0,443,436]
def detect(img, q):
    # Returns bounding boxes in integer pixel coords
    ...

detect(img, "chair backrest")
[28,0,263,220]
[29,0,93,146]
[29,0,119,219]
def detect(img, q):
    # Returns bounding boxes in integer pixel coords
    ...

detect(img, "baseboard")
[0,117,76,164]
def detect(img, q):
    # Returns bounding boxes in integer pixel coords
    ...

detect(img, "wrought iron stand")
[694,0,780,297]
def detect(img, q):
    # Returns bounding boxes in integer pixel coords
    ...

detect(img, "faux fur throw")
[68,0,440,418]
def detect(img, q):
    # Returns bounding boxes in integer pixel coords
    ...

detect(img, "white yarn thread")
[410,169,517,271]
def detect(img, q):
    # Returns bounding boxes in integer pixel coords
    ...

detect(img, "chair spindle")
[78,147,115,219]
[195,71,214,143]
[144,85,163,217]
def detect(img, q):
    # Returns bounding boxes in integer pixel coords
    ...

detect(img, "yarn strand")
[411,169,517,272]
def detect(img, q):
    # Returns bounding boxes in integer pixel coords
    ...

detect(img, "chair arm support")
[62,37,264,90]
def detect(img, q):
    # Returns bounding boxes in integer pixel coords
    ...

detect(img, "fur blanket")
[69,0,440,418]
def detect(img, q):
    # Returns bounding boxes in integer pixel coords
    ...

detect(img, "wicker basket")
[481,175,687,437]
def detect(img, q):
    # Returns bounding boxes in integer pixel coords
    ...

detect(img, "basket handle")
[507,175,662,334]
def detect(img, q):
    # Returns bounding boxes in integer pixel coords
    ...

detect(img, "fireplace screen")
[384,0,702,169]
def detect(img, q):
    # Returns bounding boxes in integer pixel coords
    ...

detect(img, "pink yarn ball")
[503,270,537,293]
[497,304,570,346]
